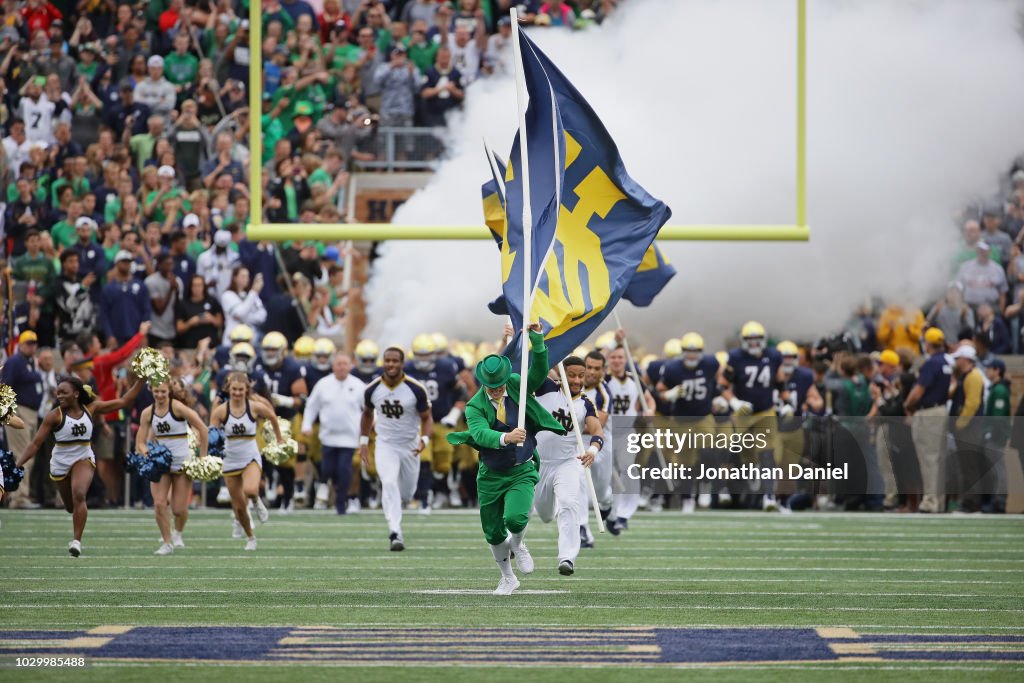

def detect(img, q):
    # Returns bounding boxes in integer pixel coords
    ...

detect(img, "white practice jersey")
[364,375,430,447]
[535,379,596,463]
[606,372,643,417]
[19,96,58,144]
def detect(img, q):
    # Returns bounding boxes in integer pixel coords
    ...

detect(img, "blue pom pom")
[144,442,173,482]
[207,427,226,458]
[0,449,25,491]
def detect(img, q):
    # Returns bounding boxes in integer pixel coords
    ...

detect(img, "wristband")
[588,435,604,451]
[359,435,369,446]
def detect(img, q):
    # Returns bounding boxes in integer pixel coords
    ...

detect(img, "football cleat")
[606,517,621,536]
[514,543,535,574]
[68,540,82,557]
[389,532,405,552]
[580,525,595,549]
[346,498,361,514]
[558,560,575,576]
[493,576,520,596]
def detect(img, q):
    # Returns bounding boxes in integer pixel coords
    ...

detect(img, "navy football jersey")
[646,359,670,415]
[659,355,720,417]
[405,356,461,422]
[727,347,783,413]
[352,366,383,385]
[260,357,307,420]
[303,362,332,393]
[779,366,815,432]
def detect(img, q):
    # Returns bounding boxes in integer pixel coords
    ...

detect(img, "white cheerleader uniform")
[50,408,95,480]
[222,401,261,475]
[151,402,191,473]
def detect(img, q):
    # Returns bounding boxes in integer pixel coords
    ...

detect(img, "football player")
[353,339,383,384]
[214,324,256,371]
[605,340,655,533]
[351,339,383,509]
[648,339,683,416]
[533,357,602,576]
[259,332,308,511]
[657,332,719,513]
[776,341,824,505]
[581,351,612,544]
[718,321,787,511]
[359,347,433,551]
[406,333,467,510]
[300,337,336,510]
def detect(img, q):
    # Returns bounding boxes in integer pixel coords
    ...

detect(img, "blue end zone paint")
[92,627,291,661]
[655,628,836,662]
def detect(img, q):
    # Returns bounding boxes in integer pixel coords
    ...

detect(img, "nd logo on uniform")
[71,423,87,437]
[501,132,625,338]
[381,400,404,419]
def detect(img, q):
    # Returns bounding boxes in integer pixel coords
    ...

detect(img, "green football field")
[0,508,1022,681]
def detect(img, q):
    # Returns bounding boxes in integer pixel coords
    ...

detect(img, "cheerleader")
[18,374,144,557]
[0,412,25,503]
[210,372,282,550]
[136,379,210,556]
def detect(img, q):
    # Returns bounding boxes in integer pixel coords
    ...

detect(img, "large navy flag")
[489,30,672,365]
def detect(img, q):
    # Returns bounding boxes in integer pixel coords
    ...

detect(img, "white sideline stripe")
[3,576,1015,585]
[5,565,1022,573]
[4,549,1022,562]
[5,604,1022,612]
[9,588,1000,599]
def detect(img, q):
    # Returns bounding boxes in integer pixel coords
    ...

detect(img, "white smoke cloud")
[365,0,1024,352]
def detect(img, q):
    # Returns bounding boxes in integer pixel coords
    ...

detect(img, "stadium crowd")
[0,0,1021,521]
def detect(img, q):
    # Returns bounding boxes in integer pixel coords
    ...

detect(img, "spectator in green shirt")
[11,230,56,288]
[324,19,361,71]
[407,20,439,74]
[75,42,101,83]
[50,200,86,251]
[164,33,199,91]
[50,157,92,208]
[129,115,167,173]
[145,166,191,224]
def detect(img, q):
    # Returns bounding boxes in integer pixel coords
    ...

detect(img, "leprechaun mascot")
[448,323,566,596]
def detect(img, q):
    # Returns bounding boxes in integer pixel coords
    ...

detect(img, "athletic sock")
[490,534,514,578]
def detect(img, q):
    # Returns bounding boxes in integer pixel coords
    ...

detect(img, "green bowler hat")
[475,354,513,388]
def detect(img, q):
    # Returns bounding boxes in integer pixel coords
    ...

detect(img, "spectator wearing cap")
[11,229,56,291]
[484,16,514,76]
[957,240,1007,311]
[374,43,419,156]
[975,303,1010,355]
[325,18,360,70]
[202,132,245,190]
[197,229,240,298]
[904,327,952,513]
[877,302,925,358]
[927,281,975,344]
[1,330,44,508]
[128,115,166,172]
[319,1,347,44]
[70,216,107,285]
[948,344,985,513]
[420,46,465,127]
[99,249,152,347]
[145,254,184,347]
[871,349,904,509]
[134,55,177,117]
[984,358,1010,513]
[145,165,191,224]
[105,83,152,138]
[170,225,197,282]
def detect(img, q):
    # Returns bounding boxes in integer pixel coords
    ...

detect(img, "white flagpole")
[557,362,606,533]
[510,7,532,434]
[612,309,674,492]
